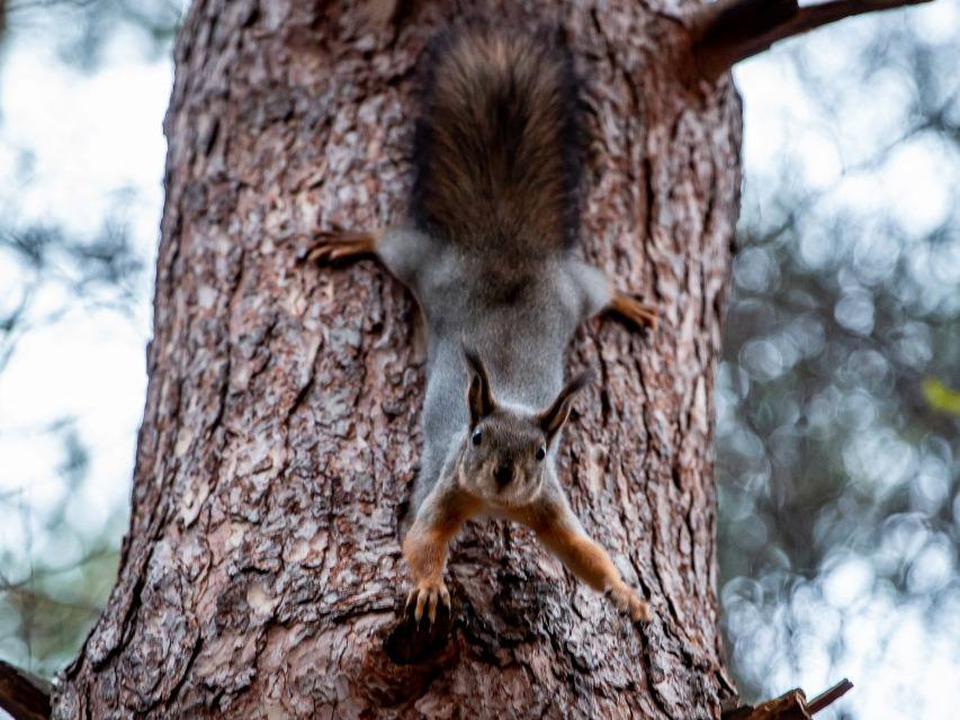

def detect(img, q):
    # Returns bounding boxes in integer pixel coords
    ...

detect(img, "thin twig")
[721,678,854,719]
[806,678,854,715]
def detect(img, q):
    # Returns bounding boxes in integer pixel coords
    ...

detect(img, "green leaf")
[921,377,960,416]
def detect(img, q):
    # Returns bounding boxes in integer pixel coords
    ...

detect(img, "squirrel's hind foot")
[306,230,378,264]
[609,292,659,332]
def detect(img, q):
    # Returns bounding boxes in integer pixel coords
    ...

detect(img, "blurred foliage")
[0,214,144,373]
[0,421,126,673]
[718,7,960,716]
[0,0,179,64]
[0,0,181,678]
[922,377,960,416]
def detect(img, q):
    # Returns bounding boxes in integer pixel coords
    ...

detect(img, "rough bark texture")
[53,0,743,717]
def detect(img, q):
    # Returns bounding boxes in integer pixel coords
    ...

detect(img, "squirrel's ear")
[539,370,593,440]
[464,347,496,427]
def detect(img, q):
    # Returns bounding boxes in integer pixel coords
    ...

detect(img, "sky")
[0,4,958,719]
[0,25,168,582]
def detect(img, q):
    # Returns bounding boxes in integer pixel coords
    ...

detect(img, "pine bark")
[53,0,743,717]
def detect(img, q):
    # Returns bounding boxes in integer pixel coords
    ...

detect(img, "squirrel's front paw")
[606,583,652,623]
[306,230,376,264]
[405,579,451,625]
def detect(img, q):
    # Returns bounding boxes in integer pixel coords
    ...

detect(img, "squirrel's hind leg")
[306,229,379,264]
[566,260,658,332]
[307,225,439,294]
[607,292,658,331]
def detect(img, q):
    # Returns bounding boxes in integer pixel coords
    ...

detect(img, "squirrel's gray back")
[413,256,588,506]
[410,27,582,259]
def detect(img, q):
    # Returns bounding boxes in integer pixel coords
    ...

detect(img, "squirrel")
[308,27,656,625]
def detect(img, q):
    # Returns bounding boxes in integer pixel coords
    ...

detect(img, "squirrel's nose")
[494,463,513,489]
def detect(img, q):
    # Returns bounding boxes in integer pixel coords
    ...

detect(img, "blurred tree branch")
[723,679,854,719]
[0,660,51,720]
[691,0,935,79]
[0,220,143,373]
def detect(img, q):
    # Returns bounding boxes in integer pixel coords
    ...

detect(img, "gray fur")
[375,226,611,517]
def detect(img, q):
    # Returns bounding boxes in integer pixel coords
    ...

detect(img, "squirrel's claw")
[619,294,659,331]
[406,580,451,625]
[306,230,377,264]
[605,583,652,624]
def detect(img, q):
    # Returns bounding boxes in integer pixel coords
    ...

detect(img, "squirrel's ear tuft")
[539,369,593,439]
[464,346,496,427]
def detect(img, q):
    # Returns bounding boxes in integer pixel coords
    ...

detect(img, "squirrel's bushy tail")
[411,27,582,254]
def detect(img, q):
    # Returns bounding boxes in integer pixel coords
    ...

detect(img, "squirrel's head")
[457,349,590,507]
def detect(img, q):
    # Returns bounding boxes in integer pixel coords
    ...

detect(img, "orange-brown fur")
[609,291,659,331]
[514,503,651,622]
[404,487,651,624]
[403,492,480,583]
[518,507,619,592]
[403,489,482,622]
[403,528,449,586]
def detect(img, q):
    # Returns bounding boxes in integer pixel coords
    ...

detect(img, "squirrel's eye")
[535,445,546,461]
[472,429,482,446]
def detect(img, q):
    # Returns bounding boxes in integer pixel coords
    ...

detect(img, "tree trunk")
[53,0,743,717]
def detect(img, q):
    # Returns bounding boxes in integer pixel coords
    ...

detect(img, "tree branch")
[691,0,935,79]
[0,661,51,720]
[805,678,854,715]
[722,678,853,719]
